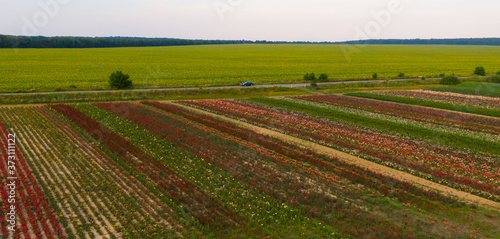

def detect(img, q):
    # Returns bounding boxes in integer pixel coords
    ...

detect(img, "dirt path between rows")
[170,102,500,212]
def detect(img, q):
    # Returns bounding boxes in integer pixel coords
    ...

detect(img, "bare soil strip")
[171,102,500,212]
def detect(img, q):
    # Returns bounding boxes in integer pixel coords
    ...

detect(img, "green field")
[1,44,500,92]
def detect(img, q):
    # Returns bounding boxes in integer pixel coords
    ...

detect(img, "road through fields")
[0,77,457,96]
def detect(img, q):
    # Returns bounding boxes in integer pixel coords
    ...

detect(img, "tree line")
[0,35,253,48]
[338,38,500,46]
[1,35,500,48]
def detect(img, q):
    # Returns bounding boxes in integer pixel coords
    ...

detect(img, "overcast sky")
[1,0,499,41]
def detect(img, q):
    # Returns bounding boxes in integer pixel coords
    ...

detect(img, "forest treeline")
[1,35,499,48]
[0,35,254,48]
[339,38,500,46]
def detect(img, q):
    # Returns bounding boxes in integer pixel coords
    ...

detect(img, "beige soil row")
[170,102,500,212]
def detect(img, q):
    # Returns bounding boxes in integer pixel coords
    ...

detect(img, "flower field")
[1,94,500,238]
[347,90,500,118]
[293,94,500,135]
[179,99,500,201]
[0,119,65,238]
[378,90,500,110]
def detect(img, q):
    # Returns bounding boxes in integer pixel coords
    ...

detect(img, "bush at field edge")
[474,66,486,76]
[109,71,132,89]
[440,75,461,85]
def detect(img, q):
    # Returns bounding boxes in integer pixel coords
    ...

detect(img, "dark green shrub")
[109,71,132,89]
[440,75,461,85]
[497,71,500,76]
[310,82,318,88]
[398,72,405,78]
[474,66,486,76]
[318,73,328,81]
[372,73,378,79]
[303,73,317,82]
[486,75,500,83]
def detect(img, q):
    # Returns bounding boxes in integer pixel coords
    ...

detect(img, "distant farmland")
[1,44,499,92]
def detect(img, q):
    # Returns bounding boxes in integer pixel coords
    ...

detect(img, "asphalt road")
[0,76,481,96]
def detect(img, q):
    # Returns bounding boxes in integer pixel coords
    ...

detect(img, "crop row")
[179,99,500,202]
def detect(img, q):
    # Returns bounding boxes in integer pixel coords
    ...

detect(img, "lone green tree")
[474,66,486,76]
[318,73,328,81]
[109,71,132,89]
[303,73,317,82]
[372,73,378,79]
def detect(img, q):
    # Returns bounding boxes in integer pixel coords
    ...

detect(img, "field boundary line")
[170,102,500,212]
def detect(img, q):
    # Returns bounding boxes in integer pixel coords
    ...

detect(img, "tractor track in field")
[170,102,500,212]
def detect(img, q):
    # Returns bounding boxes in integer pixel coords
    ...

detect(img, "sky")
[1,0,500,42]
